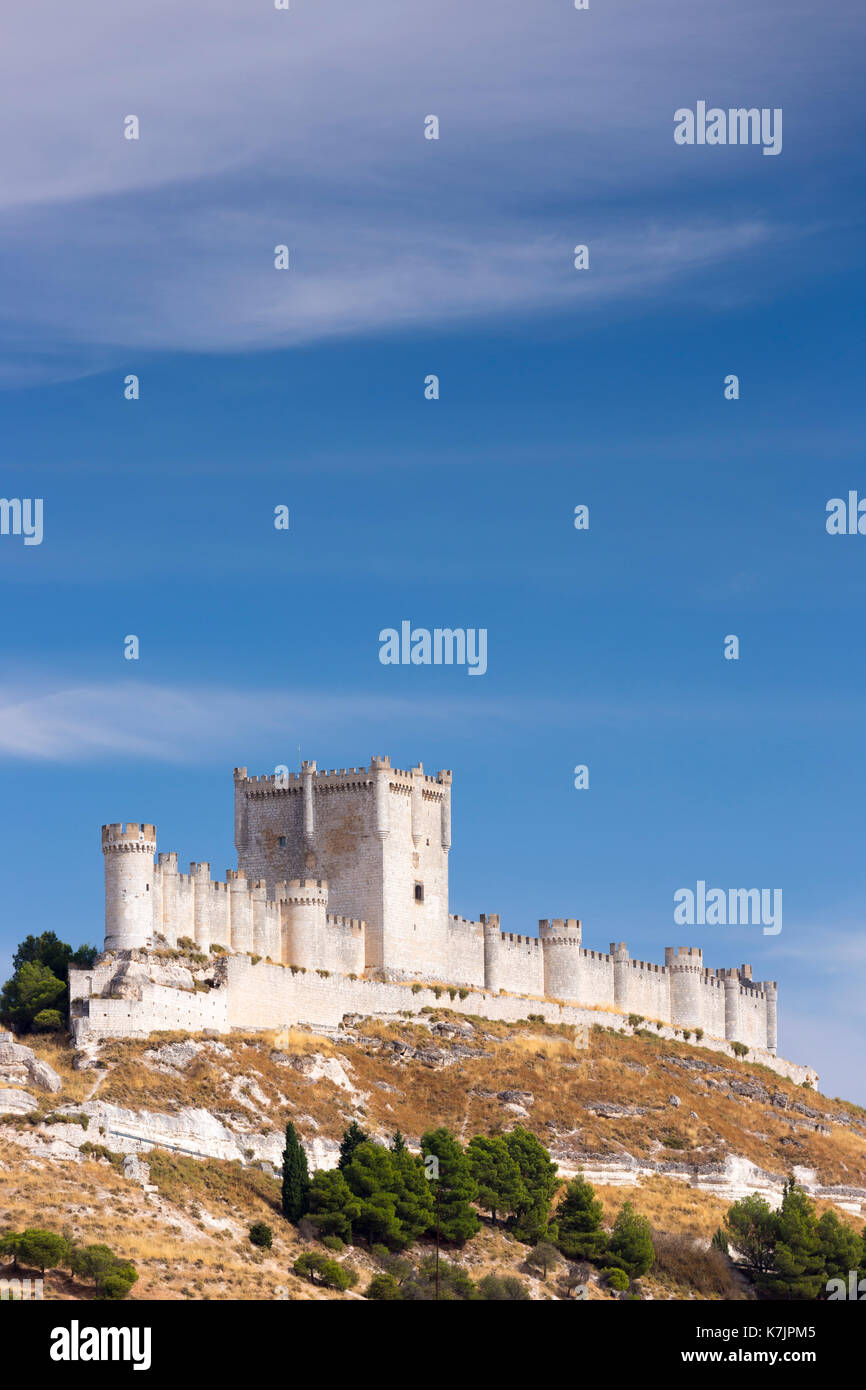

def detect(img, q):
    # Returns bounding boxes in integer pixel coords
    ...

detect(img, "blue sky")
[1,0,864,1103]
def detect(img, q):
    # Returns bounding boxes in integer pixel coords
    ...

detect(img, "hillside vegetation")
[1,1012,863,1300]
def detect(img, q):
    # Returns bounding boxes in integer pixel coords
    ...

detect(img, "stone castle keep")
[70,756,811,1084]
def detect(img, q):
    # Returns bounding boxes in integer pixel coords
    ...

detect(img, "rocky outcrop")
[0,1032,62,1093]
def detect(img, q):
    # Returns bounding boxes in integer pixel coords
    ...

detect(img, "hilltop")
[1,1012,864,1300]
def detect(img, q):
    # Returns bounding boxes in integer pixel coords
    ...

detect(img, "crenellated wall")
[98,757,785,1059]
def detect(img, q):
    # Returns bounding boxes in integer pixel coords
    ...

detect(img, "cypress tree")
[281,1121,310,1223]
[338,1119,371,1170]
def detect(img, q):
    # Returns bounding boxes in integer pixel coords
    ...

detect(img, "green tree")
[69,1244,136,1296]
[100,1268,138,1300]
[390,1130,407,1154]
[466,1134,527,1223]
[525,1240,561,1281]
[248,1222,273,1250]
[18,1229,69,1274]
[0,1231,24,1271]
[607,1201,654,1279]
[13,931,95,978]
[421,1127,480,1245]
[817,1210,862,1287]
[293,1251,356,1290]
[343,1142,406,1249]
[32,1009,64,1033]
[555,1175,608,1261]
[1,934,98,1034]
[366,1272,402,1300]
[337,1120,370,1171]
[307,1169,362,1244]
[281,1121,310,1223]
[724,1193,778,1276]
[502,1126,559,1243]
[768,1180,825,1300]
[0,961,66,1033]
[391,1145,435,1242]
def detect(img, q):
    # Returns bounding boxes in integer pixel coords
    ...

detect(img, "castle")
[70,756,813,1086]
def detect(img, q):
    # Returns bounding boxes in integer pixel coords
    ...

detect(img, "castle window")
[414,882,424,903]
[279,836,286,847]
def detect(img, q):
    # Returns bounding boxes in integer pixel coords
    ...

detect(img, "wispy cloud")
[0,0,859,383]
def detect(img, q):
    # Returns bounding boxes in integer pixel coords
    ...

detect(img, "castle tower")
[539,919,582,1000]
[234,755,452,980]
[278,879,328,969]
[666,946,704,1031]
[190,861,213,952]
[763,980,778,1054]
[102,823,157,952]
[721,969,740,1041]
[157,851,179,947]
[611,941,630,1011]
[481,913,502,991]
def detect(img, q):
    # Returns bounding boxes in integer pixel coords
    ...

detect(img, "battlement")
[102,822,156,849]
[233,755,451,795]
[326,914,366,935]
[102,755,785,1058]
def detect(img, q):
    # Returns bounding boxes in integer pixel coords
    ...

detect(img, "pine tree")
[281,1121,310,1223]
[338,1120,371,1170]
[390,1130,407,1154]
[502,1126,559,1243]
[307,1169,361,1243]
[421,1127,480,1245]
[343,1142,405,1248]
[607,1200,654,1278]
[817,1209,862,1285]
[466,1134,527,1223]
[392,1145,435,1241]
[555,1174,608,1261]
[768,1180,825,1299]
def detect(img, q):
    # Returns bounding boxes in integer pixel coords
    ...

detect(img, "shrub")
[477,1273,531,1300]
[731,1041,749,1058]
[411,984,423,994]
[321,1235,345,1253]
[100,1270,138,1300]
[366,1272,402,1300]
[603,1267,629,1291]
[32,1009,64,1033]
[653,1231,741,1298]
[248,1222,273,1250]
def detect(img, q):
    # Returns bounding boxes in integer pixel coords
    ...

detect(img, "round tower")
[666,946,704,1030]
[539,919,582,1001]
[611,940,630,1010]
[481,913,502,991]
[102,822,157,952]
[279,879,328,968]
[722,971,741,1041]
[763,980,778,1054]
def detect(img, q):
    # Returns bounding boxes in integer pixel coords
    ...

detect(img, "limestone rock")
[0,1088,38,1115]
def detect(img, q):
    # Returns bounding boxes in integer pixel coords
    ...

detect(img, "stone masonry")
[69,756,798,1072]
